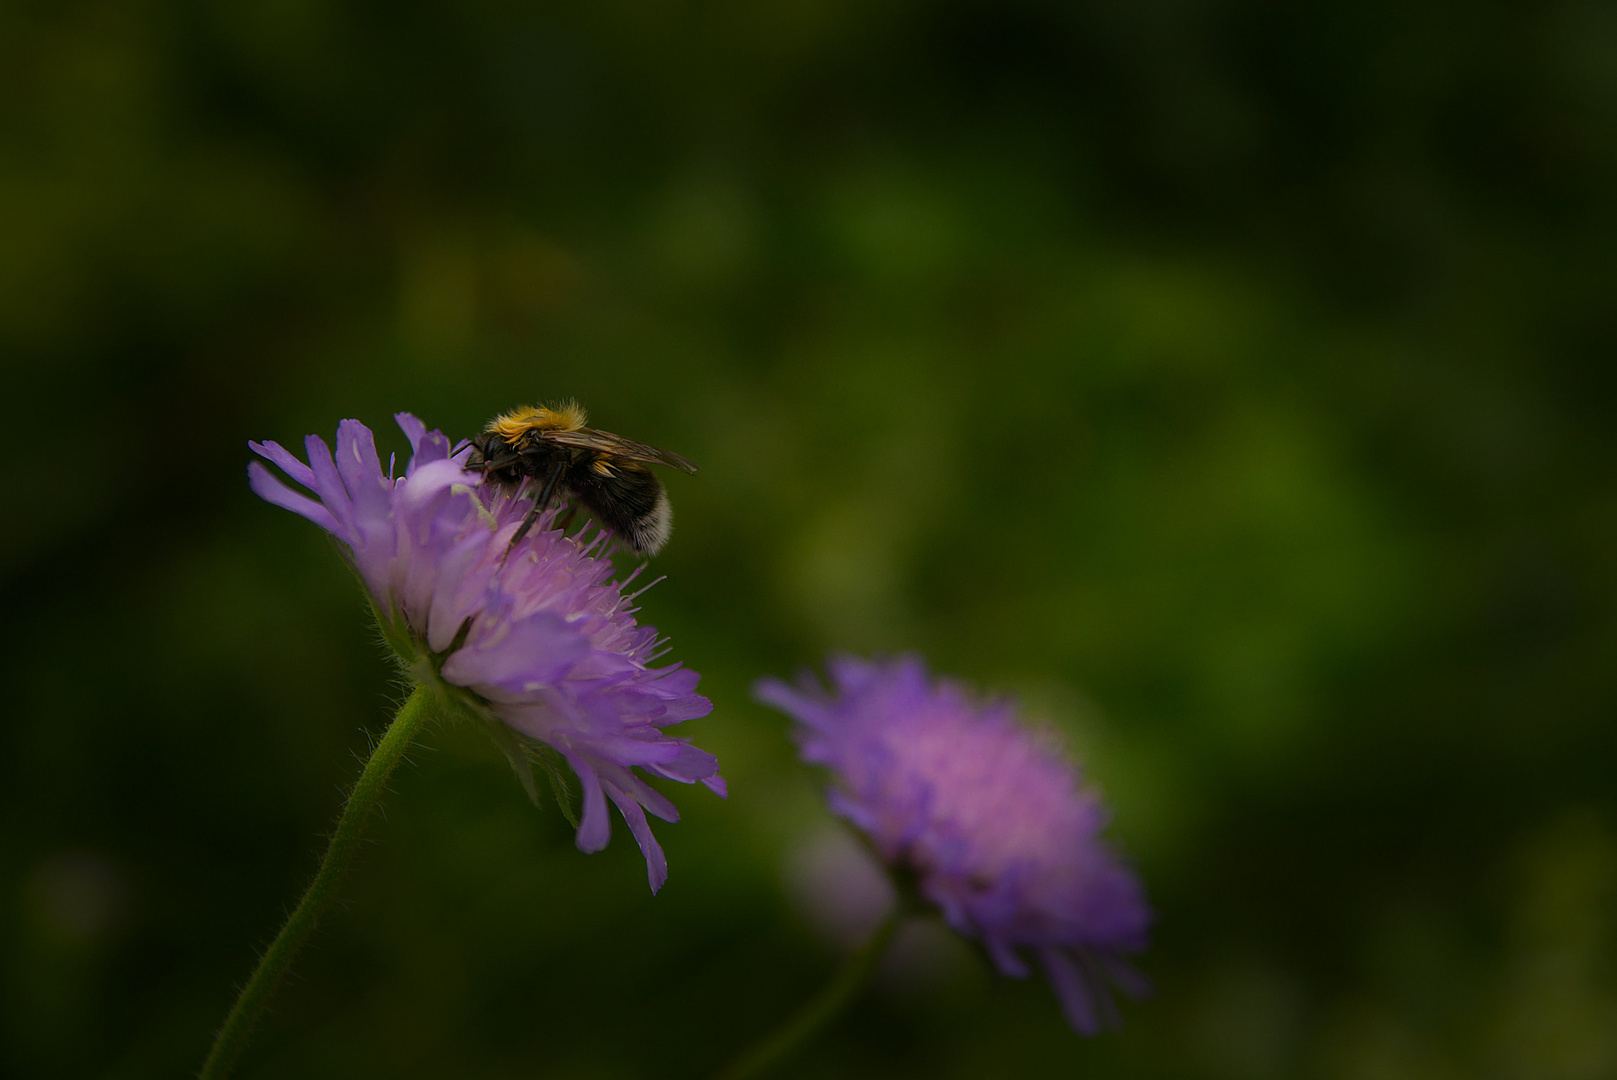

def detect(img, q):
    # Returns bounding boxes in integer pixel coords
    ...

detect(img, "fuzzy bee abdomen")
[567,459,671,555]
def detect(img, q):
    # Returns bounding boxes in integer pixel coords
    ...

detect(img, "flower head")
[248,414,724,893]
[755,655,1150,1033]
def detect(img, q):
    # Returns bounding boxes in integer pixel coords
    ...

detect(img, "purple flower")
[755,655,1151,1034]
[247,413,724,893]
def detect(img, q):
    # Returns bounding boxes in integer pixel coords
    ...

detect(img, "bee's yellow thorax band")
[487,402,587,442]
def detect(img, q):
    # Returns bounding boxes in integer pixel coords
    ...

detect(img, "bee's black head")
[465,429,542,489]
[467,431,499,466]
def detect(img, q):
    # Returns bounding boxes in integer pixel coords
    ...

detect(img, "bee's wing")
[539,426,699,473]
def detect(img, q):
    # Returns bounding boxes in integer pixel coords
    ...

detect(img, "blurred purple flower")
[755,655,1150,1034]
[247,413,724,893]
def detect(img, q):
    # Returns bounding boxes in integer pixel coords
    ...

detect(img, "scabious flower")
[247,413,724,893]
[755,655,1150,1034]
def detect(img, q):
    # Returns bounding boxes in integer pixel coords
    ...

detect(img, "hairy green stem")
[716,908,905,1080]
[199,684,436,1080]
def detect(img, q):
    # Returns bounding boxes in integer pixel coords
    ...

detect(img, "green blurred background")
[4,0,1617,1076]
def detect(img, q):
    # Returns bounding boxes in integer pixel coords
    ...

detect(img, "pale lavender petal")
[417,429,452,464]
[605,783,669,894]
[754,677,825,726]
[1094,951,1155,1000]
[248,440,318,489]
[1041,949,1102,1036]
[395,412,428,454]
[334,419,393,528]
[571,756,612,853]
[643,742,721,785]
[648,689,712,723]
[538,729,686,767]
[422,537,499,652]
[985,938,1031,979]
[601,765,679,823]
[396,412,452,472]
[439,613,589,698]
[301,433,356,541]
[247,463,342,536]
[824,788,878,832]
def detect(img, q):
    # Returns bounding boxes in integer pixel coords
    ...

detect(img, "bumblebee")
[465,402,697,556]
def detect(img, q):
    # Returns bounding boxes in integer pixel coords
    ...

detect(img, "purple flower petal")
[247,463,341,535]
[1040,948,1102,1036]
[334,420,394,535]
[249,440,319,490]
[440,612,589,699]
[602,765,679,823]
[395,412,428,454]
[605,782,669,893]
[986,938,1032,979]
[644,743,721,785]
[571,755,612,853]
[301,434,357,543]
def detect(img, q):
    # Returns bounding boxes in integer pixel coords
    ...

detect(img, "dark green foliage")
[2,1,1616,1076]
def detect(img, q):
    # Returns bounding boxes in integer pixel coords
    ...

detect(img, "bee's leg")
[509,460,567,548]
[466,454,522,473]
